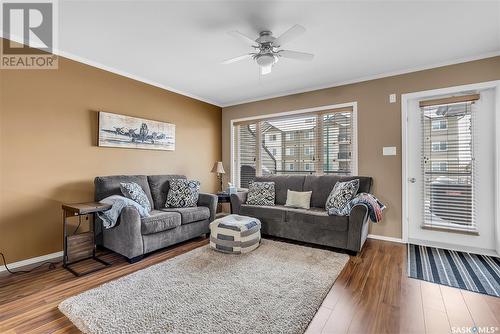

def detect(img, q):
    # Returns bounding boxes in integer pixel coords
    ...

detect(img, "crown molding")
[221,50,500,107]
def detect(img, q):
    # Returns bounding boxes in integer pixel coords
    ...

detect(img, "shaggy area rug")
[59,239,349,334]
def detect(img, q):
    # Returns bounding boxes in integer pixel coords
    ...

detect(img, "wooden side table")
[216,192,232,218]
[62,202,112,277]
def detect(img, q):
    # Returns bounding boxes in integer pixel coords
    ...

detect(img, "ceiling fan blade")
[228,30,257,46]
[274,24,306,47]
[278,50,314,61]
[260,65,272,75]
[222,54,253,64]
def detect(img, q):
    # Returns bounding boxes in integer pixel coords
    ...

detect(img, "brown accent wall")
[222,56,500,240]
[0,56,222,264]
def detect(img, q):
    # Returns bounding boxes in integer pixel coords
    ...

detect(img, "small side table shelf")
[216,192,232,218]
[62,202,112,277]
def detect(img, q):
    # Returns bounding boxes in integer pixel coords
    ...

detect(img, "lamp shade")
[211,161,225,174]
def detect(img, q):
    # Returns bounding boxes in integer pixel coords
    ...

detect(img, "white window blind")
[322,110,353,175]
[232,107,356,188]
[233,123,257,188]
[421,96,478,232]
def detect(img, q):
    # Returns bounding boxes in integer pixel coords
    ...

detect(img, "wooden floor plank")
[399,278,426,334]
[305,306,332,334]
[421,281,451,334]
[440,285,475,330]
[461,289,500,329]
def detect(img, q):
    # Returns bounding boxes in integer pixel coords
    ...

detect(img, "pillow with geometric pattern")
[120,182,152,212]
[246,181,275,206]
[325,179,359,215]
[165,179,200,208]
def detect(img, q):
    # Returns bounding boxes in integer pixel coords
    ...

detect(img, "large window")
[232,106,357,188]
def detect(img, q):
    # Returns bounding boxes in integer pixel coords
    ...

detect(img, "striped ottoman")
[209,214,261,254]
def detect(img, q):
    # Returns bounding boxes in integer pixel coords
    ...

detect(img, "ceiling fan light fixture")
[255,54,277,67]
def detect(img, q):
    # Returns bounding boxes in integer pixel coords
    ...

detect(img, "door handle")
[409,177,416,183]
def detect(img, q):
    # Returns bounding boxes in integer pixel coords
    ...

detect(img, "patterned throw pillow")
[120,182,152,212]
[246,181,275,206]
[325,179,360,215]
[165,179,200,208]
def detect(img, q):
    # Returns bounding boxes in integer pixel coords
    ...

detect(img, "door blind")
[421,99,476,231]
[233,107,355,188]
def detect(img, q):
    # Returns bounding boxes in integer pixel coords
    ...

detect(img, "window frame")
[304,146,314,156]
[230,102,358,188]
[431,141,448,152]
[431,119,448,131]
[285,147,295,156]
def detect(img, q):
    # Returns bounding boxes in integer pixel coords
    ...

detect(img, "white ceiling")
[58,1,500,107]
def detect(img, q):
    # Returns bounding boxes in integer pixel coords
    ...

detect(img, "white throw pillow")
[285,190,312,209]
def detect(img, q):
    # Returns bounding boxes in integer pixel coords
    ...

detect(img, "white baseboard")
[0,251,63,273]
[367,234,406,244]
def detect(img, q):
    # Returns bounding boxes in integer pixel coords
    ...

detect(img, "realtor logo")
[1,0,58,69]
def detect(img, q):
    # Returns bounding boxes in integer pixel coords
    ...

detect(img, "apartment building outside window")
[232,105,357,188]
[431,141,448,152]
[431,119,447,130]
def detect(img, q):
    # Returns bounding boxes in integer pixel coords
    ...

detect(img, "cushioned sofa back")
[303,175,373,208]
[147,175,186,210]
[94,175,154,206]
[253,175,305,205]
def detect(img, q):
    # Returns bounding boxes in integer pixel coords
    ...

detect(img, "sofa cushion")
[95,175,154,205]
[120,182,152,212]
[284,207,348,232]
[325,179,359,215]
[161,206,210,225]
[285,190,312,209]
[246,181,275,206]
[141,210,181,235]
[239,204,286,225]
[303,175,373,208]
[147,175,186,210]
[253,175,305,205]
[165,179,201,208]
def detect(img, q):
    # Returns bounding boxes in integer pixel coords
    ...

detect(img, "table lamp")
[211,161,225,192]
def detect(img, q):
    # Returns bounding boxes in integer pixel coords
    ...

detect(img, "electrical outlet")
[389,94,396,103]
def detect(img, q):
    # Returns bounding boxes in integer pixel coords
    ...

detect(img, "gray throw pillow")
[165,179,200,208]
[325,179,360,215]
[120,182,152,212]
[246,181,275,206]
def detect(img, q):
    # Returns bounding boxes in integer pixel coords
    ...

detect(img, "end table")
[216,192,232,217]
[62,202,112,276]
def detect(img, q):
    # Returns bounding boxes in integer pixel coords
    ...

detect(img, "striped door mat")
[408,244,500,297]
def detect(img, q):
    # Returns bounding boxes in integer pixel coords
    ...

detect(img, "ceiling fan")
[222,24,314,75]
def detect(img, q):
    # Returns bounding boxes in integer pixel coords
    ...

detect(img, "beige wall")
[0,56,222,264]
[222,56,500,240]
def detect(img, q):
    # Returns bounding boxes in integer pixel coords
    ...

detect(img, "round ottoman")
[209,214,261,254]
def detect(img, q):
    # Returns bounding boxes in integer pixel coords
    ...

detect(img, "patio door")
[406,87,497,255]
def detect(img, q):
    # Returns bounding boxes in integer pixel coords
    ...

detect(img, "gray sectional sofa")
[230,175,373,254]
[94,174,217,262]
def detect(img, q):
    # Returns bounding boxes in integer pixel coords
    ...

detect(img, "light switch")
[389,94,396,103]
[383,146,397,156]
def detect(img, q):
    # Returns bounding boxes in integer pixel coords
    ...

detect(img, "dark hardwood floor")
[1,238,499,334]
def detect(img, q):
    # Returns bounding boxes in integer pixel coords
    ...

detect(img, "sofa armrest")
[346,205,370,253]
[198,193,218,222]
[230,191,248,214]
[102,206,144,260]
